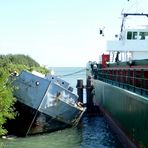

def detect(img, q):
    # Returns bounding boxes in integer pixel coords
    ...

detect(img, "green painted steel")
[93,80,148,147]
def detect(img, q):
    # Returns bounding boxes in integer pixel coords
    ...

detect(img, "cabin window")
[127,31,132,39]
[139,32,148,40]
[127,31,137,40]
[133,32,137,39]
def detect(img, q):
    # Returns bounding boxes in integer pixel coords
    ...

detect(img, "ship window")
[127,31,132,39]
[133,32,137,39]
[127,31,138,40]
[139,32,148,40]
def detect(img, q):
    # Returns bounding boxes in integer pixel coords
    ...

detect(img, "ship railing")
[96,68,148,97]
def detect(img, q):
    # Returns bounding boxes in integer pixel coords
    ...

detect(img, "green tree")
[0,54,50,74]
[0,68,16,135]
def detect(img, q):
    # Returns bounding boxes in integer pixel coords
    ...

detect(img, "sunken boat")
[6,70,86,137]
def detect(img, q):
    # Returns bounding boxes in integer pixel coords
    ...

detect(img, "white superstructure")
[107,13,148,62]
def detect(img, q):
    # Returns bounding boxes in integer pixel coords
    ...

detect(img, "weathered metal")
[6,70,86,136]
[86,76,95,114]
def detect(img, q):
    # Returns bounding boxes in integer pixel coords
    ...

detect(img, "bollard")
[76,79,84,103]
[86,76,94,114]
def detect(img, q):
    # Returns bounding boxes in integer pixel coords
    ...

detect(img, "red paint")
[102,54,109,68]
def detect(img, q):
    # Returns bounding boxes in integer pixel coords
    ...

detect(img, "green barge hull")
[93,79,148,148]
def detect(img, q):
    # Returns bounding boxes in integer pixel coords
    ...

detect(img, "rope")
[57,68,86,77]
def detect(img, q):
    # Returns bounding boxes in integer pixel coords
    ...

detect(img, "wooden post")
[76,79,84,103]
[86,76,94,114]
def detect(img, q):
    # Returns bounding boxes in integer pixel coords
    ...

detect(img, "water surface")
[1,116,123,148]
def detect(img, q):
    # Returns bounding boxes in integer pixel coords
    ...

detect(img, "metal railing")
[95,68,148,97]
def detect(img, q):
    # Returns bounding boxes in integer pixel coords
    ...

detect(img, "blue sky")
[0,0,148,67]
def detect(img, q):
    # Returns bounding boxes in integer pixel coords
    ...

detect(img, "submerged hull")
[6,101,69,136]
[93,79,148,148]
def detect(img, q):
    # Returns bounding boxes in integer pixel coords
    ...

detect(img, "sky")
[0,0,148,67]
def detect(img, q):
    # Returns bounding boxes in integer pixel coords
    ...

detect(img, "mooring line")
[56,68,86,77]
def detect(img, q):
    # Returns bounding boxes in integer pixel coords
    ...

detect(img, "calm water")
[0,67,123,148]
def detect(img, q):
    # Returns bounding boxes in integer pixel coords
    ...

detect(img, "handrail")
[95,68,148,96]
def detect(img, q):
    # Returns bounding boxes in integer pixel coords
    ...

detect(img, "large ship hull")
[86,12,148,148]
[93,79,148,148]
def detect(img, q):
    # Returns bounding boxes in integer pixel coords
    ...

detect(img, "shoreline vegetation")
[0,54,50,136]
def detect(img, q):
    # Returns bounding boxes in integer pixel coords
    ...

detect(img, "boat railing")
[96,68,148,97]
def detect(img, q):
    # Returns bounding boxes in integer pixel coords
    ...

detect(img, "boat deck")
[94,68,148,98]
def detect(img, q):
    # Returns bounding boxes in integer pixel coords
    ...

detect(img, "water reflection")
[0,116,123,148]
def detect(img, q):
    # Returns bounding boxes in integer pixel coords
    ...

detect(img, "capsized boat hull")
[6,70,85,136]
[6,101,70,136]
[93,79,148,148]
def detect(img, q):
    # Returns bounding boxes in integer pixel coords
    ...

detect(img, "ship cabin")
[107,27,148,62]
[93,27,148,97]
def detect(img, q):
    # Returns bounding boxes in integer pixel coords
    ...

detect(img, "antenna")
[99,27,105,37]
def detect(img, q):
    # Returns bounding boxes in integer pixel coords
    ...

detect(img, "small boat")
[6,70,86,137]
[87,11,148,148]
